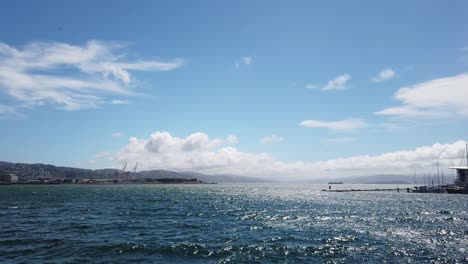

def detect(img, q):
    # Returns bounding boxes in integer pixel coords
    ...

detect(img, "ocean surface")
[0,184,467,263]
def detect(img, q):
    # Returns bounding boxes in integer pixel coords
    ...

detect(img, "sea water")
[0,184,467,263]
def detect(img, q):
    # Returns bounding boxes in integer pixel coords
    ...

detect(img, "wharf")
[322,188,410,193]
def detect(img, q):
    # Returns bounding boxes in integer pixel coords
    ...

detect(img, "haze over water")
[1,184,466,263]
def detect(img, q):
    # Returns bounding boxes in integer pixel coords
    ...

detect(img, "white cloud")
[323,74,351,91]
[376,73,468,117]
[327,137,357,143]
[372,68,396,83]
[226,135,238,145]
[242,56,252,65]
[0,104,24,119]
[114,131,467,180]
[300,119,367,131]
[305,83,318,89]
[112,132,123,138]
[260,135,284,144]
[0,41,183,114]
[88,159,96,164]
[235,56,253,68]
[111,100,130,105]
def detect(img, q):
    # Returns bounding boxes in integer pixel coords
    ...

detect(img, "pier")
[322,188,410,193]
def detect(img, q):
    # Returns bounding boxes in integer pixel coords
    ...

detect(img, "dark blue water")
[0,184,467,263]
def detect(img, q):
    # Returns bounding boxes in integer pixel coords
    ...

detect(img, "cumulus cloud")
[0,40,183,115]
[260,135,284,144]
[372,68,396,83]
[322,74,351,91]
[115,131,467,180]
[299,119,367,131]
[376,73,468,117]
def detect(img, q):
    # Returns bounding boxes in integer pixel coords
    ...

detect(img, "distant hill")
[0,161,271,183]
[0,161,426,184]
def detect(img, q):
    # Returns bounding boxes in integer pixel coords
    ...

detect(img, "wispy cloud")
[300,119,367,131]
[327,137,357,143]
[242,56,252,65]
[112,132,123,138]
[260,135,284,144]
[372,68,396,83]
[376,73,468,118]
[322,74,351,91]
[0,40,184,116]
[235,56,253,68]
[111,100,130,105]
[305,83,318,89]
[94,151,110,159]
[0,104,24,119]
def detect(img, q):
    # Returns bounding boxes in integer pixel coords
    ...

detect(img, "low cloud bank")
[115,131,466,180]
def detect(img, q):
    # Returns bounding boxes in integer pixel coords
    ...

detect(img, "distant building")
[0,174,18,184]
[450,167,468,187]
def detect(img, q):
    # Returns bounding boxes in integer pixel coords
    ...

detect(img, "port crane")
[38,169,51,179]
[113,162,129,180]
[112,162,139,181]
[131,162,139,180]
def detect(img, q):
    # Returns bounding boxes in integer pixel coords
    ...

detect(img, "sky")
[1,0,468,179]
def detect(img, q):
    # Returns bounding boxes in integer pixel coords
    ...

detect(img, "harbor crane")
[113,162,128,180]
[113,162,139,181]
[130,162,139,180]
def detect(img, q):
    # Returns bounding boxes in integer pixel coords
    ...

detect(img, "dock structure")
[322,188,410,193]
[322,144,468,194]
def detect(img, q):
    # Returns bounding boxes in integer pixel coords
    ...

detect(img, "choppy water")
[0,184,467,263]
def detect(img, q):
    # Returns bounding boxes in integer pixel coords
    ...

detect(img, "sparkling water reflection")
[0,184,467,263]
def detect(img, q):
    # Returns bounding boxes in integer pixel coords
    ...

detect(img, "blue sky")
[1,1,467,178]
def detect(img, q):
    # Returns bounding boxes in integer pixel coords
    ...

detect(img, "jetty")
[323,144,468,194]
[322,187,410,193]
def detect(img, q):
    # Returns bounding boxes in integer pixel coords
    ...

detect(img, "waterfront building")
[0,174,18,184]
[450,166,468,187]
